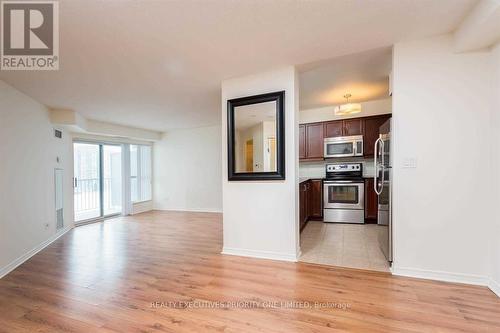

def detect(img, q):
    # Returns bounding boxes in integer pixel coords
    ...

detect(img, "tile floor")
[299,221,390,272]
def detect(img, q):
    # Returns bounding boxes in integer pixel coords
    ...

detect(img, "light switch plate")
[403,157,417,168]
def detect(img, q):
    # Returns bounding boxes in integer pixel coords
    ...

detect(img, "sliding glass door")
[103,145,122,215]
[74,143,101,221]
[74,142,122,223]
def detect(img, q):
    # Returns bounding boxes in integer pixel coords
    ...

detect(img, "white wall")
[489,42,500,296]
[154,125,222,213]
[392,35,493,285]
[300,97,391,124]
[0,80,74,277]
[221,67,299,261]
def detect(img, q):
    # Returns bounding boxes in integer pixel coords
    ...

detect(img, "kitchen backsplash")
[299,157,375,178]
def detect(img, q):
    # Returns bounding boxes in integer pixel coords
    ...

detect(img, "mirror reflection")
[234,101,277,173]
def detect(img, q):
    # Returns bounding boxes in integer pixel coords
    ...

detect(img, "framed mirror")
[227,91,285,181]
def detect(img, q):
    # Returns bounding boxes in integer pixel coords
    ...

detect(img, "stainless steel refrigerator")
[374,118,392,263]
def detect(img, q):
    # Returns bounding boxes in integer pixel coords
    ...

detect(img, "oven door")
[324,140,355,158]
[323,181,364,210]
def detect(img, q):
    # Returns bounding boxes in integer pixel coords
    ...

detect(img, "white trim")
[296,249,302,260]
[0,225,72,279]
[154,208,223,214]
[222,247,298,262]
[392,266,488,286]
[488,278,500,297]
[75,216,105,227]
[71,133,155,146]
[132,199,153,204]
[132,200,154,215]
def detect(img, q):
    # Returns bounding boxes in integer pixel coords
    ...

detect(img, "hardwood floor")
[0,210,499,332]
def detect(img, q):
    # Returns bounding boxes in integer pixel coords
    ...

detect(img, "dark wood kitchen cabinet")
[324,118,363,138]
[299,114,391,161]
[324,121,343,138]
[299,124,306,159]
[301,122,324,160]
[308,179,323,219]
[364,178,378,222]
[363,115,391,157]
[299,181,309,231]
[343,118,363,136]
[300,179,323,231]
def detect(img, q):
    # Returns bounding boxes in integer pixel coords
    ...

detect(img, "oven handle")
[324,180,364,184]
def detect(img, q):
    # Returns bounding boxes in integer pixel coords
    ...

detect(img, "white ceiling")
[299,47,392,110]
[0,0,477,132]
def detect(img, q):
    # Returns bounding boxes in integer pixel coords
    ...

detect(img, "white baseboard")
[488,278,500,297]
[0,225,72,279]
[222,247,298,262]
[132,200,154,215]
[296,248,302,260]
[392,266,488,287]
[154,208,223,214]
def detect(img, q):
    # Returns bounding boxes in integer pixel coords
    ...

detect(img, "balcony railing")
[74,178,121,220]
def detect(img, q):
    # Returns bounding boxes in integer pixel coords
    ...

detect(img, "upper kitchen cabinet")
[299,124,306,159]
[324,121,343,138]
[299,114,391,161]
[302,122,324,160]
[363,114,391,157]
[324,118,363,138]
[343,118,363,136]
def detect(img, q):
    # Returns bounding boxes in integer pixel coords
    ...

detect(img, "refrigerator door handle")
[374,138,384,195]
[373,137,379,192]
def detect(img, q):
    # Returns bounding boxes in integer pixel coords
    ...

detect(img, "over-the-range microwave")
[324,135,363,158]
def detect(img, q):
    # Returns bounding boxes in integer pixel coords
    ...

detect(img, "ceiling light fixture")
[335,93,362,116]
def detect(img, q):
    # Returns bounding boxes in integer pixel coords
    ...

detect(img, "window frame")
[130,144,152,203]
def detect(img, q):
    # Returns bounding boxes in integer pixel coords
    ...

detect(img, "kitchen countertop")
[300,176,376,183]
[299,177,323,183]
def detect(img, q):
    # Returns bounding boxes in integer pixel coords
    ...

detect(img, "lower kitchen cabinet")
[308,180,323,219]
[299,182,308,230]
[300,179,323,231]
[364,178,378,222]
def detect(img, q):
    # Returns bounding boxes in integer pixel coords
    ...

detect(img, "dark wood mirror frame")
[227,91,285,181]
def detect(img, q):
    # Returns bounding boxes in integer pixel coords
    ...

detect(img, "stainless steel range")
[323,163,365,224]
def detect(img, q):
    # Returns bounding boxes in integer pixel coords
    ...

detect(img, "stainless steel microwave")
[324,135,363,158]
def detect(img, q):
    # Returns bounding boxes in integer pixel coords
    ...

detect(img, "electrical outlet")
[45,223,50,229]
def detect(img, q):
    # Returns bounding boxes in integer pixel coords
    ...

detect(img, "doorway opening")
[297,47,393,272]
[245,139,254,171]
